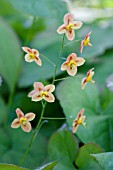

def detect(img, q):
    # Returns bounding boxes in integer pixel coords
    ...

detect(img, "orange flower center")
[77,117,83,124]
[29,52,35,59]
[40,91,48,97]
[68,60,76,68]
[19,117,27,125]
[86,75,92,82]
[83,38,90,46]
[66,23,74,31]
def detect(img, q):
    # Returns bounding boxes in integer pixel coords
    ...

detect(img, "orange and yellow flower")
[81,68,95,90]
[80,31,92,53]
[72,109,86,133]
[22,47,42,66]
[57,13,83,41]
[11,108,35,132]
[28,82,55,103]
[61,53,85,76]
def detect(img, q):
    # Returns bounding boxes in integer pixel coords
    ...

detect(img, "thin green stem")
[60,57,66,60]
[20,102,47,166]
[20,35,65,166]
[55,75,80,82]
[52,35,65,84]
[64,39,81,47]
[40,53,55,67]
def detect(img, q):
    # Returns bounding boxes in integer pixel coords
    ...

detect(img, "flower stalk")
[20,34,65,166]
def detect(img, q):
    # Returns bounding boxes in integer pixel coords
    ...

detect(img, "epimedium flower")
[61,53,85,76]
[72,108,86,133]
[28,82,55,103]
[81,68,95,90]
[57,13,83,41]
[80,31,92,53]
[11,108,35,132]
[22,47,42,66]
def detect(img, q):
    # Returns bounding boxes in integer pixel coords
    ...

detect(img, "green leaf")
[48,130,78,170]
[38,161,57,170]
[0,97,7,125]
[94,51,113,87]
[75,143,103,170]
[7,0,67,21]
[0,18,22,92]
[92,152,113,170]
[56,76,113,151]
[0,128,47,169]
[0,164,27,170]
[0,0,16,16]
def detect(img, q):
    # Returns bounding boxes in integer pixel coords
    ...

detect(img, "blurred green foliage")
[0,0,113,169]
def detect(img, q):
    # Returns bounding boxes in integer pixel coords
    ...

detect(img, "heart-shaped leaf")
[56,76,113,151]
[48,130,78,170]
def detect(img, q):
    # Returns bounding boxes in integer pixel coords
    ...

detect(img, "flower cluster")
[11,12,95,134]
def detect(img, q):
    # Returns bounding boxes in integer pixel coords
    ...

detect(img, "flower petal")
[85,31,92,39]
[87,68,94,77]
[25,113,35,121]
[21,121,31,132]
[82,116,86,122]
[16,108,24,118]
[64,13,74,25]
[22,47,32,53]
[80,40,84,53]
[33,82,44,91]
[34,56,42,66]
[68,53,77,61]
[72,122,79,133]
[76,57,85,66]
[57,24,66,34]
[61,61,68,70]
[73,21,83,30]
[32,92,42,102]
[28,89,36,97]
[32,49,39,56]
[66,30,75,41]
[11,118,20,128]
[44,84,55,93]
[81,78,87,90]
[77,109,84,119]
[25,54,33,62]
[67,66,77,76]
[43,93,55,103]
